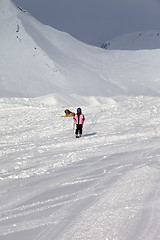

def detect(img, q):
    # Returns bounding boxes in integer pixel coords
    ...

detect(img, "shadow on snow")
[83,132,96,137]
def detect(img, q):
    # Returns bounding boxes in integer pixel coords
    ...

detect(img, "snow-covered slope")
[1,0,160,103]
[0,0,66,97]
[1,1,160,239]
[101,30,160,50]
[0,97,160,239]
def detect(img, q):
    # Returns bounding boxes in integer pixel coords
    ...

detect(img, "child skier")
[73,108,85,138]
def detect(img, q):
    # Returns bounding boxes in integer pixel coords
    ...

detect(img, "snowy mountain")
[101,30,160,50]
[12,0,160,46]
[1,0,160,104]
[1,1,160,239]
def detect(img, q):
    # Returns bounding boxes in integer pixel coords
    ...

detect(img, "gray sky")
[12,0,160,46]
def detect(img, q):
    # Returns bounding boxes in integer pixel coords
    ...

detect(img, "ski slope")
[0,97,160,240]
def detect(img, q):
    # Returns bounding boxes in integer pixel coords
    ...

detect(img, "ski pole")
[73,121,76,131]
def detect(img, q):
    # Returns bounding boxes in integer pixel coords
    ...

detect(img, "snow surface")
[0,97,160,240]
[1,1,160,239]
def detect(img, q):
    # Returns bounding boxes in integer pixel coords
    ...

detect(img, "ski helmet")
[77,107,81,113]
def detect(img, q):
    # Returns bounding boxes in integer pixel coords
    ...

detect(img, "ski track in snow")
[0,97,160,240]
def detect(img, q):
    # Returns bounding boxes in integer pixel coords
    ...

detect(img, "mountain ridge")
[0,0,160,104]
[101,30,160,50]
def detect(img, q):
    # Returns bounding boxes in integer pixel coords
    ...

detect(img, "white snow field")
[0,97,160,240]
[0,1,160,239]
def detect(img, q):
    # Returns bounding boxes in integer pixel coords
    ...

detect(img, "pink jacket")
[73,113,85,125]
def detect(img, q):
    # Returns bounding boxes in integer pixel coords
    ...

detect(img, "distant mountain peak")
[101,30,160,50]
